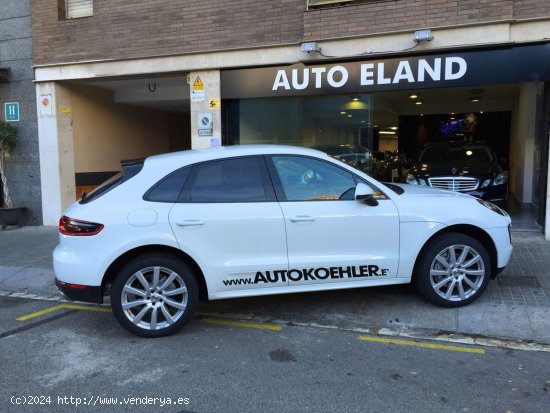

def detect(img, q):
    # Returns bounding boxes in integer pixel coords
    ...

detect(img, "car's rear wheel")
[110,253,198,337]
[415,233,491,308]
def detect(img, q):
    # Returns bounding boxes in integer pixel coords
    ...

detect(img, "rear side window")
[80,161,143,204]
[185,157,267,203]
[144,167,191,203]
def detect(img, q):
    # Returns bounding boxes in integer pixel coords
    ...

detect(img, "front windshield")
[419,145,494,163]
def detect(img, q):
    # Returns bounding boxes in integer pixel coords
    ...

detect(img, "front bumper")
[55,278,103,303]
[464,185,508,205]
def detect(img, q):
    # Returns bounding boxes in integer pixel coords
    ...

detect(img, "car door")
[267,155,400,287]
[169,156,288,294]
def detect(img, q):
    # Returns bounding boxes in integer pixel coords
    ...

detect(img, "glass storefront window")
[225,95,372,147]
[223,95,386,177]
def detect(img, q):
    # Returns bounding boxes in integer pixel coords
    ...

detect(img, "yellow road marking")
[200,317,282,331]
[17,304,111,321]
[358,335,485,354]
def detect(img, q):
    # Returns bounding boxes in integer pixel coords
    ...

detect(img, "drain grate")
[498,276,541,288]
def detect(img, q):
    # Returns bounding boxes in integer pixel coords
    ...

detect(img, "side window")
[271,156,357,201]
[145,167,190,203]
[187,157,267,203]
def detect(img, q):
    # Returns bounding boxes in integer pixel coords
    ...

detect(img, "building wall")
[30,1,550,66]
[31,0,305,64]
[0,0,42,224]
[70,84,171,173]
[303,0,550,40]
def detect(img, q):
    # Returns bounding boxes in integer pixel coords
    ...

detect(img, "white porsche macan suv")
[54,145,513,337]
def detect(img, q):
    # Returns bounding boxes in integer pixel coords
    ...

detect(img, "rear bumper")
[55,278,103,304]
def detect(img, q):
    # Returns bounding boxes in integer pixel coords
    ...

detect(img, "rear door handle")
[176,220,205,227]
[289,216,315,222]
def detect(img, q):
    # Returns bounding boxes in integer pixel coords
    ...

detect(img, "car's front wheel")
[415,233,491,307]
[110,253,198,337]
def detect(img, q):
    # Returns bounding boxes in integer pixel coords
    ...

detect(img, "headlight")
[405,173,418,185]
[492,172,508,186]
[476,199,507,216]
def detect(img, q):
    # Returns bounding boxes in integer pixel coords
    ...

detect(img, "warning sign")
[208,98,220,110]
[192,76,204,91]
[191,75,205,102]
[40,94,52,116]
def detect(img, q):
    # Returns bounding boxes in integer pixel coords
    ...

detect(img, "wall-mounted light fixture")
[414,29,434,43]
[470,97,481,103]
[409,93,418,99]
[300,41,320,53]
[415,99,424,105]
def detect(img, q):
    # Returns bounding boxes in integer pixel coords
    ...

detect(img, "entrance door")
[267,155,400,287]
[169,156,288,294]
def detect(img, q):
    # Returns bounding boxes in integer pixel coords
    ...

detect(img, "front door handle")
[176,220,205,227]
[289,216,315,222]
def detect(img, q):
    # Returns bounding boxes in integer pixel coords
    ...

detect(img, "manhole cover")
[498,276,541,288]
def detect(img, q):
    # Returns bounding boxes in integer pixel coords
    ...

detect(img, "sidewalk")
[1,226,550,345]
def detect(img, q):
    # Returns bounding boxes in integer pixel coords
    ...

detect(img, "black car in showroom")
[405,141,508,206]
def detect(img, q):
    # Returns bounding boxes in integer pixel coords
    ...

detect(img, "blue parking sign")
[4,102,20,122]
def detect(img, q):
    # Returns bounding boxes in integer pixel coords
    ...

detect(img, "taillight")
[59,216,104,236]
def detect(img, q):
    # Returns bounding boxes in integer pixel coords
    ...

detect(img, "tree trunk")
[0,152,13,208]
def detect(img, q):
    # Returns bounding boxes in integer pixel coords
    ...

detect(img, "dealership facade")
[2,1,550,236]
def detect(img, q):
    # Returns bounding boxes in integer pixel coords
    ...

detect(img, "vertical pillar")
[189,70,221,149]
[546,144,550,239]
[36,82,75,225]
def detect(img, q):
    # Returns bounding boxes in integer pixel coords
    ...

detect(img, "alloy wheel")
[429,244,486,302]
[121,266,188,331]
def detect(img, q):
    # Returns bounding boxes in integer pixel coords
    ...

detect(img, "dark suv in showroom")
[404,141,508,206]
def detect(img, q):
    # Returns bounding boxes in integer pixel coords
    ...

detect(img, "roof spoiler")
[121,158,145,167]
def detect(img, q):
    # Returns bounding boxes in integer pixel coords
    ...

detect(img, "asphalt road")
[1,296,549,413]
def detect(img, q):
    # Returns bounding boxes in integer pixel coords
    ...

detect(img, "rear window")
[79,161,143,204]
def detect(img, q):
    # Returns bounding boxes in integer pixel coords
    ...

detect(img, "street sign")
[197,113,213,136]
[4,102,19,122]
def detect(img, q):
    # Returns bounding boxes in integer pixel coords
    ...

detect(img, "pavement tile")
[0,266,56,295]
[525,306,550,342]
[456,304,538,341]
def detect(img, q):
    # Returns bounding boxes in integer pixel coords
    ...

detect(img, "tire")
[414,233,491,308]
[110,253,199,337]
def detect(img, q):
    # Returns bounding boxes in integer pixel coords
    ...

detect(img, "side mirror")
[355,183,378,206]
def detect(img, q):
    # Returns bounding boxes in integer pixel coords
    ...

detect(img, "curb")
[198,310,550,353]
[3,290,550,352]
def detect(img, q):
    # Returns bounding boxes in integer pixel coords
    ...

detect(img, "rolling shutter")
[66,0,93,19]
